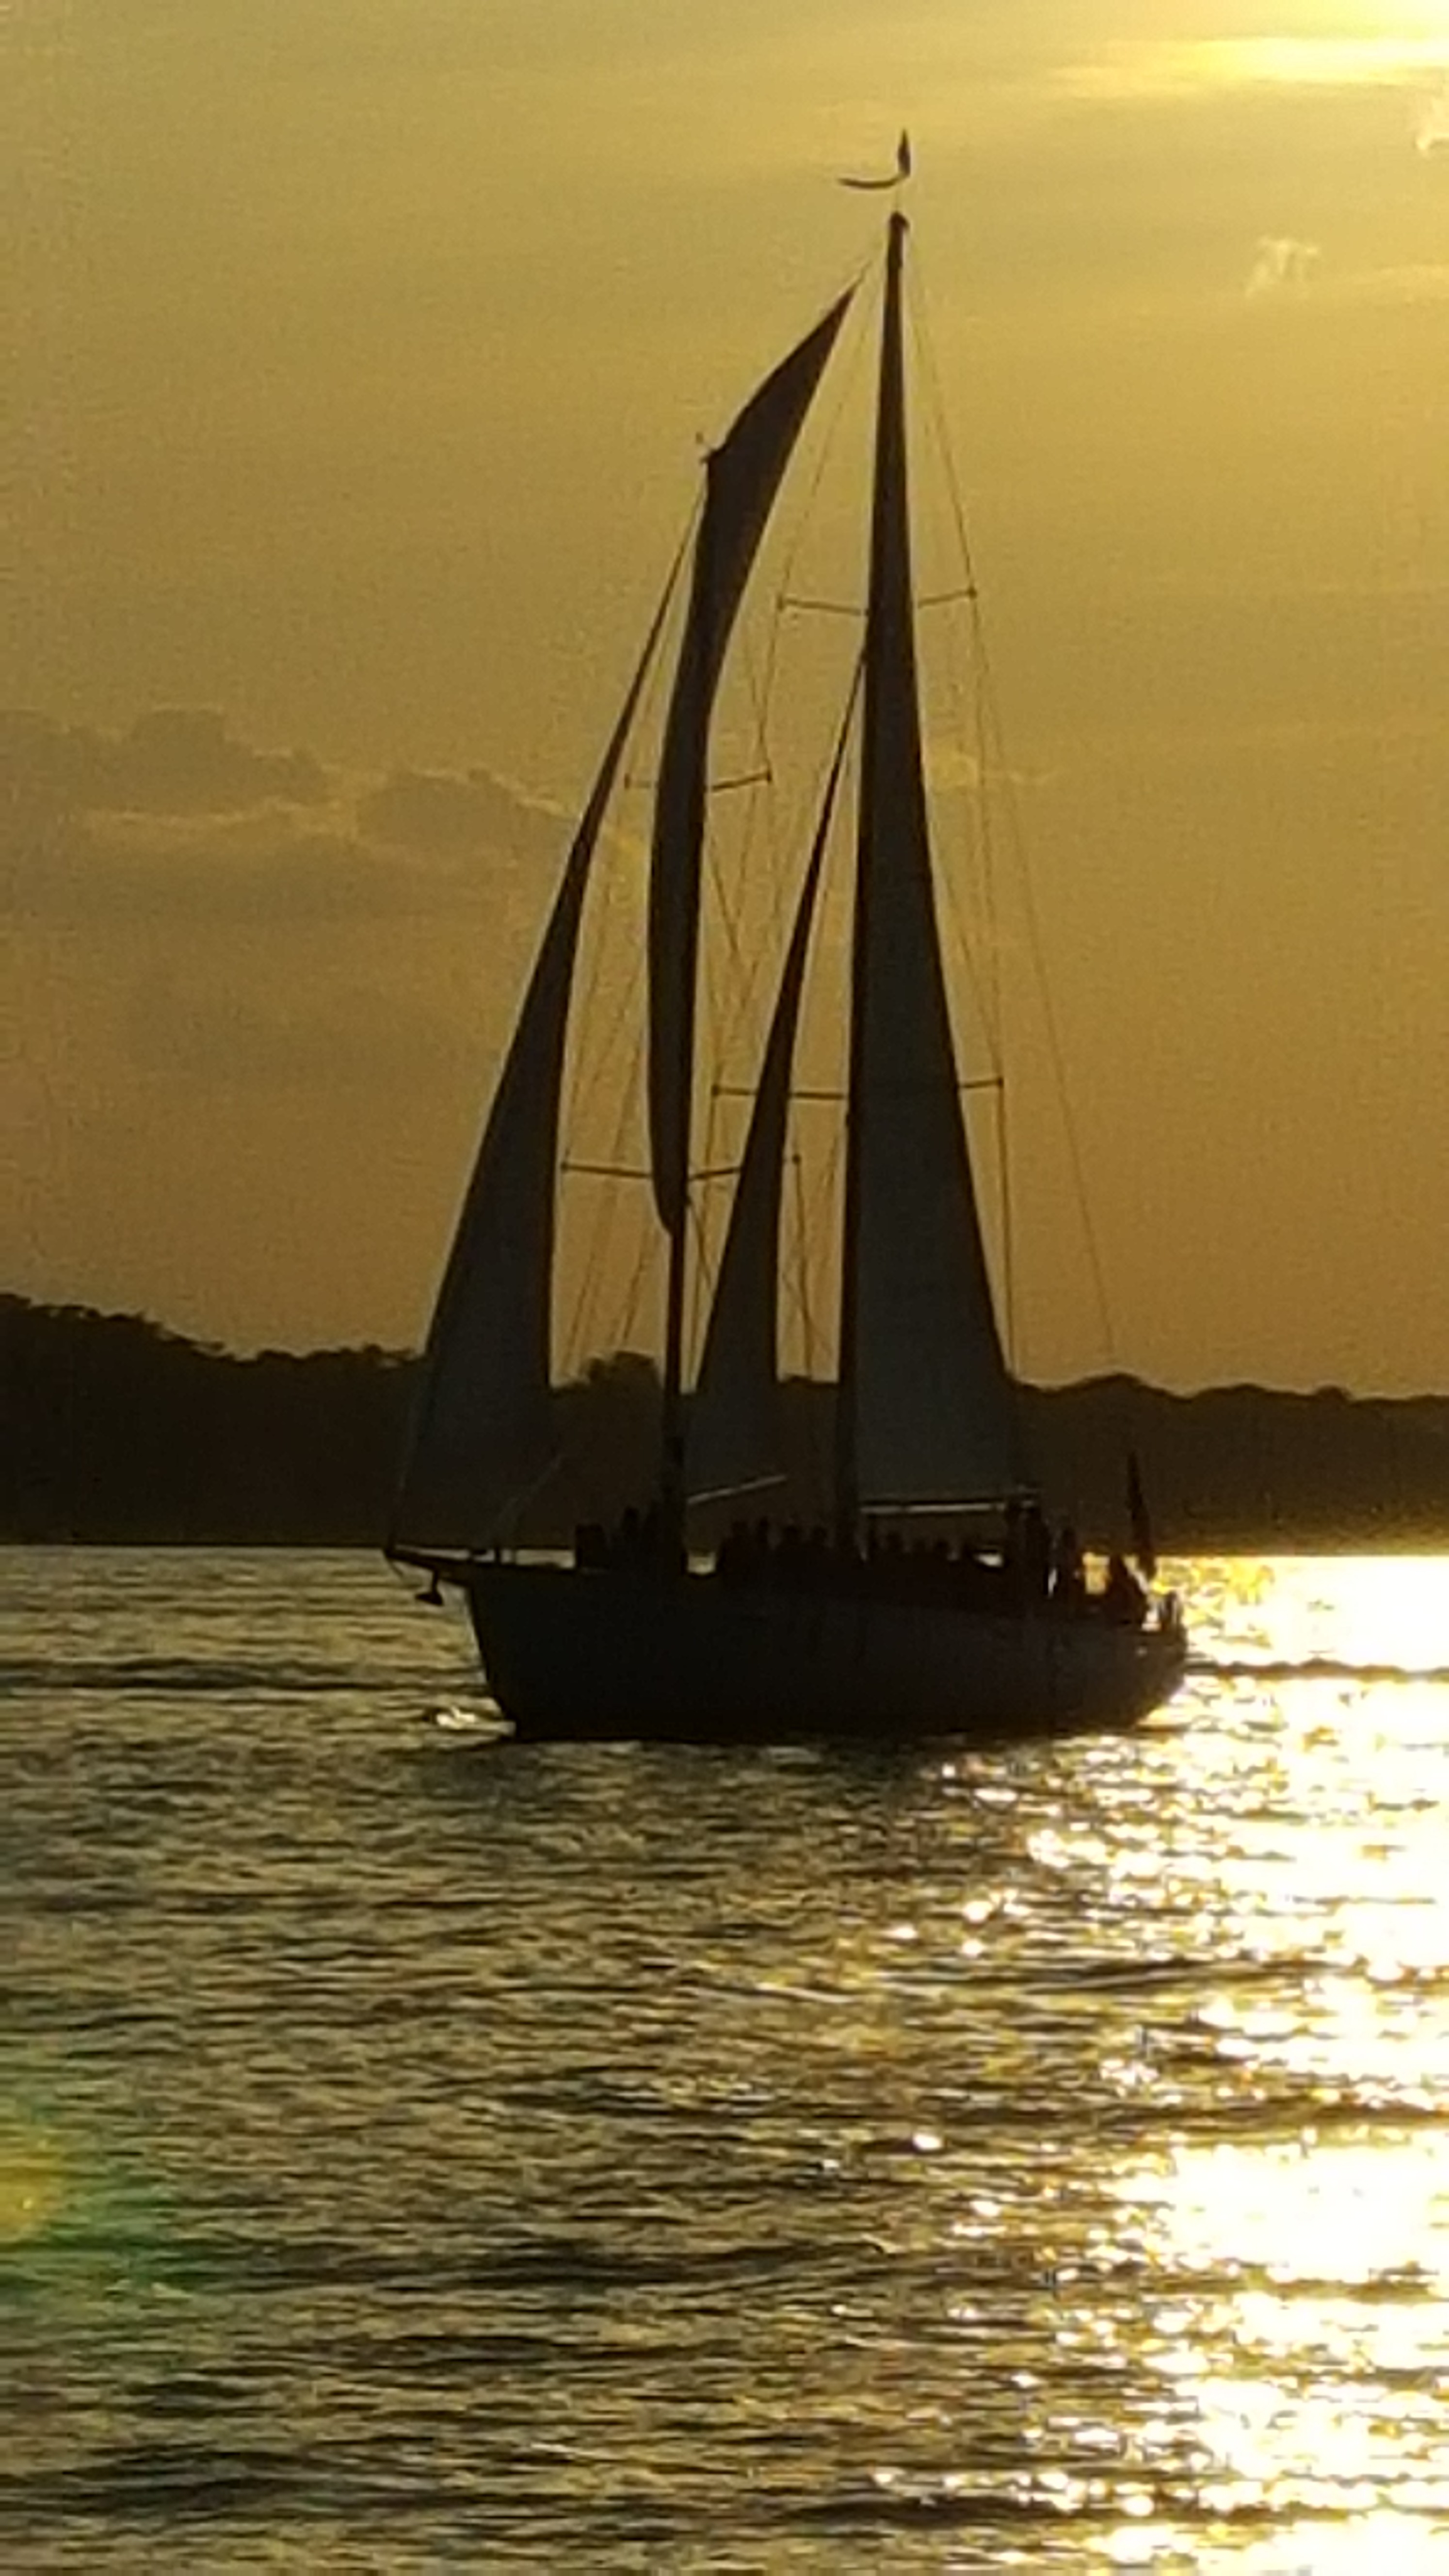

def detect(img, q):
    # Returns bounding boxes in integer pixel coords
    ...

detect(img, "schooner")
[388,205,1188,1743]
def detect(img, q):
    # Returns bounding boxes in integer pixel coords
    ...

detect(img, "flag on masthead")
[840,130,912,192]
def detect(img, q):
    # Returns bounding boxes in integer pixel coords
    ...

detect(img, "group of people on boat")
[573,1496,1153,1627]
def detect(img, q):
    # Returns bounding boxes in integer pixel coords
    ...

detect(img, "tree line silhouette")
[5,1293,1449,1547]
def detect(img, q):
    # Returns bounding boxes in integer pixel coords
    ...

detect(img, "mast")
[834,209,1024,1534]
[656,492,714,1549]
[835,210,909,1541]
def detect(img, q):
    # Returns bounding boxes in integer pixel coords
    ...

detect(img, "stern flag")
[840,130,913,192]
[1126,1449,1158,1584]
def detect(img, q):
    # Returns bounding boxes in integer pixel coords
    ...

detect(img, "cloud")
[1060,38,1449,105]
[0,692,597,1226]
[1245,235,1321,299]
[0,708,327,824]
[1241,256,1449,311]
[358,763,563,865]
[0,708,567,927]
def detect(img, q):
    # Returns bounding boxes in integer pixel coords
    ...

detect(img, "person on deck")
[1100,1552,1147,1627]
[1050,1522,1086,1617]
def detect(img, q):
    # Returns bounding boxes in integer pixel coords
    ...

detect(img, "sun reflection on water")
[832,1560,1449,2562]
[1104,1578,1449,2555]
[1112,1567,1449,2558]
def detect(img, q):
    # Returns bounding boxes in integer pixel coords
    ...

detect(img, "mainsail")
[392,576,676,1546]
[687,694,855,1502]
[837,214,1024,1511]
[647,288,853,1238]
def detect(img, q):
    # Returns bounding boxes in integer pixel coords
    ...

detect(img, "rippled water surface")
[4,1548,1449,2571]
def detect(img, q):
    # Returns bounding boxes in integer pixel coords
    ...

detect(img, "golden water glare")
[808,1560,1449,2562]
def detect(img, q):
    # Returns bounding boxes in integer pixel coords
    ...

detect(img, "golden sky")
[7,1,1449,1392]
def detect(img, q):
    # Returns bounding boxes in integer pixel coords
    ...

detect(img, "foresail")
[647,287,853,1237]
[392,577,676,1547]
[838,216,1024,1511]
[687,697,854,1503]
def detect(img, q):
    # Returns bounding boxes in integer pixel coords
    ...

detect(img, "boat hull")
[452,1562,1186,1746]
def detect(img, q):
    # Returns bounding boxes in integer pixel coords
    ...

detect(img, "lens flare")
[0,2119,66,2245]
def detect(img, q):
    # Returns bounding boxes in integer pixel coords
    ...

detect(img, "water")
[3,1549,1449,2572]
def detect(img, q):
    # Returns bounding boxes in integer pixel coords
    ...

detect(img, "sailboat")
[388,203,1188,1745]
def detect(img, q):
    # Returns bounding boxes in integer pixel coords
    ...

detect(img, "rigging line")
[563,515,696,1154]
[980,647,1120,1374]
[698,279,877,1112]
[572,1039,656,1380]
[781,1113,845,1365]
[612,1207,658,1373]
[907,257,1008,1068]
[784,1118,837,1498]
[619,492,705,799]
[903,235,985,598]
[994,1071,1018,1387]
[789,1145,815,1383]
[971,627,1004,1067]
[712,494,784,907]
[694,620,783,1374]
[695,796,779,1374]
[696,255,877,1085]
[706,695,842,1057]
[707,469,838,1070]
[906,249,1046,1390]
[694,556,790,1202]
[711,767,773,793]
[696,654,861,1401]
[558,852,649,1372]
[563,1015,647,1378]
[768,264,878,617]
[900,262,1007,1098]
[712,1082,845,1101]
[718,259,875,1052]
[561,855,647,1145]
[904,258,1029,1402]
[727,647,862,1378]
[696,631,856,1351]
[778,594,865,618]
[718,599,788,1011]
[685,1186,719,1374]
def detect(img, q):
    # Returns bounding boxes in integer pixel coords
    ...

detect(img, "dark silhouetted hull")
[444,1560,1185,1745]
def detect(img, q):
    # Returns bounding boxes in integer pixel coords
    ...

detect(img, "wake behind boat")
[388,192,1188,1744]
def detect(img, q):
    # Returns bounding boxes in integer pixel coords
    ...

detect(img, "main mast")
[835,209,912,1541]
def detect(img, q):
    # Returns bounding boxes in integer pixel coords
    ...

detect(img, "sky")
[7,0,1449,1394]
